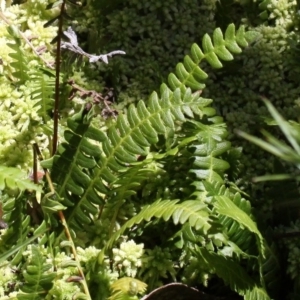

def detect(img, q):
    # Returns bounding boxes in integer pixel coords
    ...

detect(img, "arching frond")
[168,24,257,93]
[99,199,211,260]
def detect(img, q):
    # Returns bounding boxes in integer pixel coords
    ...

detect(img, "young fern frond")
[262,243,282,298]
[188,121,231,182]
[0,170,40,258]
[244,287,271,300]
[109,277,147,300]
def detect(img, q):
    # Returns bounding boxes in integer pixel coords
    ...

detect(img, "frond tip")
[168,24,258,92]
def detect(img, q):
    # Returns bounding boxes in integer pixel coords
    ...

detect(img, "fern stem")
[52,1,66,155]
[58,210,92,299]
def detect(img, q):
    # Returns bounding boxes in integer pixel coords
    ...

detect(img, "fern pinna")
[0,23,272,299]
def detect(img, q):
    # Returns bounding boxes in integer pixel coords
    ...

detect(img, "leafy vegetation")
[0,0,299,299]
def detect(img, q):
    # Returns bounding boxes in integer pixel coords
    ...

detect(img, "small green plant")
[238,99,300,299]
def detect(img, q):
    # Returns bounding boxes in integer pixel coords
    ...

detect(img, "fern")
[0,19,269,299]
[188,121,231,182]
[99,199,211,259]
[31,68,56,122]
[214,195,265,257]
[0,221,48,264]
[49,87,214,240]
[201,181,256,251]
[0,201,49,267]
[17,245,56,300]
[262,242,282,298]
[43,24,257,242]
[244,286,271,300]
[43,116,106,236]
[109,277,147,300]
[167,24,257,93]
[6,25,30,83]
[193,247,270,300]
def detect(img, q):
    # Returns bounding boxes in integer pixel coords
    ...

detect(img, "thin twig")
[34,143,91,299]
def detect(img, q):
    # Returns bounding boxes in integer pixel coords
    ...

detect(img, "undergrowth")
[0,1,291,299]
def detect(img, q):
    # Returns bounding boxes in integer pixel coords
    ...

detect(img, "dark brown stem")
[52,1,66,156]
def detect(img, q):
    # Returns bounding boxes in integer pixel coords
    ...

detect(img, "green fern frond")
[31,68,56,122]
[189,122,231,182]
[245,286,271,300]
[214,195,265,258]
[6,25,30,83]
[0,195,47,265]
[0,205,49,266]
[49,87,213,239]
[198,181,255,251]
[262,242,282,297]
[194,247,269,298]
[0,221,48,264]
[109,277,147,300]
[99,199,211,260]
[0,195,30,258]
[17,245,56,300]
[168,24,257,92]
[0,166,41,192]
[46,118,107,233]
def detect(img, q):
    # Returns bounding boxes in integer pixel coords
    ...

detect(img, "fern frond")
[109,277,147,300]
[189,122,231,182]
[7,26,30,83]
[214,195,265,258]
[168,24,257,92]
[99,199,211,260]
[46,118,106,232]
[194,247,269,297]
[0,194,47,265]
[198,181,255,251]
[244,286,271,300]
[0,166,41,192]
[31,68,56,122]
[17,245,56,300]
[49,87,213,239]
[0,221,48,264]
[262,242,282,297]
[0,195,30,258]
